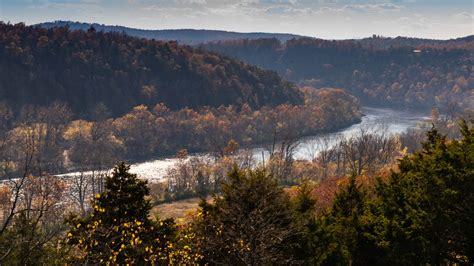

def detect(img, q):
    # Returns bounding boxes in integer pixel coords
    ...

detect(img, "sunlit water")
[59,107,429,182]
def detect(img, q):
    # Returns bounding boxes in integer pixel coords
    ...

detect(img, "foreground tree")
[320,174,380,265]
[0,175,67,264]
[370,121,474,264]
[192,166,301,264]
[66,163,199,264]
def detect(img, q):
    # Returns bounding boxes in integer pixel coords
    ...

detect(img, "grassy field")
[152,197,210,221]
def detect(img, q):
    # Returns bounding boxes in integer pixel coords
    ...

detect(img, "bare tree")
[69,172,91,216]
[0,111,68,263]
[266,136,299,184]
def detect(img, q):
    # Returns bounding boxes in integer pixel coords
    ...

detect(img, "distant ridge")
[36,21,473,48]
[36,21,305,45]
[355,35,474,50]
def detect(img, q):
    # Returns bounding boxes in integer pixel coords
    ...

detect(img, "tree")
[322,174,379,265]
[192,166,301,264]
[290,181,329,264]
[370,122,474,264]
[113,105,157,158]
[0,172,67,264]
[66,163,182,264]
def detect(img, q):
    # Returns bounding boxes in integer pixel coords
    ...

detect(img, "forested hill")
[0,23,302,117]
[356,35,474,50]
[37,21,304,45]
[203,38,474,110]
[37,21,474,49]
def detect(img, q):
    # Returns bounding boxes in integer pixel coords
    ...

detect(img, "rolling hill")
[37,21,304,45]
[202,37,474,110]
[0,23,302,118]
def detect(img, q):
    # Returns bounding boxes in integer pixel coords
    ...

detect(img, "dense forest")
[203,37,474,109]
[0,23,302,118]
[357,34,474,50]
[0,88,361,177]
[38,21,304,45]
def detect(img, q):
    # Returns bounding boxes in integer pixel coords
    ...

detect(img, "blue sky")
[1,0,473,39]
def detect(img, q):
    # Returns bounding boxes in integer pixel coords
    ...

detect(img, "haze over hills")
[356,35,474,50]
[37,21,474,49]
[203,38,474,110]
[37,21,305,45]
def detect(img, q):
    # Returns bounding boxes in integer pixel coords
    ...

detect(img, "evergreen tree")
[0,213,67,265]
[291,181,332,264]
[371,121,474,264]
[66,162,177,264]
[322,174,380,265]
[192,166,301,264]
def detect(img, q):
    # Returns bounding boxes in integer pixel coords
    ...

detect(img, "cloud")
[395,14,434,31]
[454,12,474,20]
[27,0,104,13]
[260,0,298,4]
[175,0,207,4]
[311,2,404,15]
[342,3,403,13]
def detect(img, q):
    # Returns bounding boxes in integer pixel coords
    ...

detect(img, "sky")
[1,0,473,39]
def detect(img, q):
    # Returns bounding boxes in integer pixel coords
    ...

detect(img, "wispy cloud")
[28,0,104,13]
[3,0,472,39]
[454,12,474,21]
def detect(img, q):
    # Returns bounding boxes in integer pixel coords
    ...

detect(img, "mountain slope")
[37,21,304,45]
[202,38,474,109]
[0,23,302,117]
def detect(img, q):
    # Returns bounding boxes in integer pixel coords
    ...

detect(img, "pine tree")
[322,174,380,265]
[192,166,300,264]
[66,162,176,264]
[371,121,474,264]
[290,181,331,264]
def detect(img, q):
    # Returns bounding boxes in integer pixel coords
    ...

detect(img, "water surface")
[58,107,428,181]
[128,107,429,181]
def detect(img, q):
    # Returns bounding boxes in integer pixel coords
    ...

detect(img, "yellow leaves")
[63,120,93,140]
[135,220,142,226]
[95,193,101,199]
[67,232,73,238]
[196,210,203,218]
[76,223,81,228]
[93,204,105,213]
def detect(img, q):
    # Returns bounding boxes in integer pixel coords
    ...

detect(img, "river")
[125,107,429,181]
[58,107,429,181]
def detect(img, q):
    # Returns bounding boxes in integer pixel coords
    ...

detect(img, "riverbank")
[58,107,428,182]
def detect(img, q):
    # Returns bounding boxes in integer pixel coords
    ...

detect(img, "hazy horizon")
[1,0,473,40]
